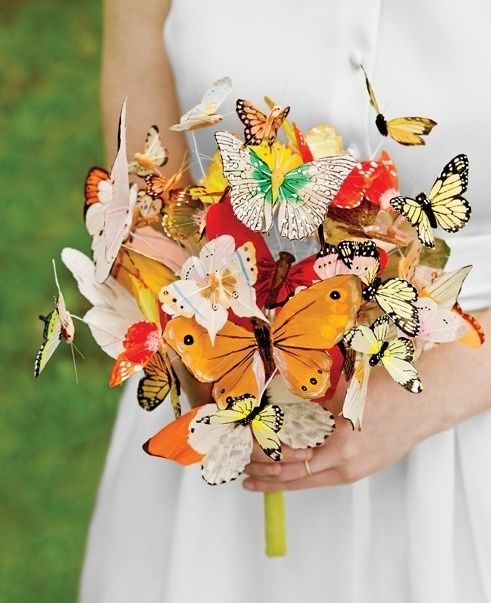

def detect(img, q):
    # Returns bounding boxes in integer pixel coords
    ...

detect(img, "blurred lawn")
[0,1,121,601]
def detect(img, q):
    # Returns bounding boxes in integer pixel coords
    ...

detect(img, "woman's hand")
[243,308,491,492]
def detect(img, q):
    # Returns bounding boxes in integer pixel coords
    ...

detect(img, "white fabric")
[80,1,491,601]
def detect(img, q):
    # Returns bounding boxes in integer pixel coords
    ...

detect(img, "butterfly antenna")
[52,258,62,296]
[191,131,206,180]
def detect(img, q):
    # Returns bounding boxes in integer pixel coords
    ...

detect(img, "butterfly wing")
[109,321,160,387]
[268,106,290,146]
[277,154,356,239]
[374,278,420,336]
[272,276,362,398]
[143,407,203,465]
[137,351,181,417]
[84,167,110,217]
[129,126,168,176]
[362,66,381,114]
[199,76,232,115]
[95,100,138,282]
[279,401,335,448]
[163,316,264,407]
[427,154,471,233]
[342,352,371,430]
[390,196,435,247]
[215,131,273,232]
[385,117,437,146]
[236,99,269,146]
[422,265,472,310]
[380,338,423,393]
[251,404,283,461]
[34,311,62,377]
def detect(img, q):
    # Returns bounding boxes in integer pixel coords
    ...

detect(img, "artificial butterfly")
[137,350,181,417]
[84,167,111,217]
[215,131,355,240]
[343,315,422,429]
[90,99,138,283]
[415,265,481,345]
[144,379,336,484]
[109,320,160,387]
[170,76,232,131]
[144,153,188,201]
[362,66,437,146]
[128,125,168,176]
[163,275,362,407]
[205,194,318,309]
[34,260,76,377]
[161,189,207,242]
[390,154,471,248]
[159,235,266,344]
[236,99,290,147]
[315,240,419,336]
[330,152,399,210]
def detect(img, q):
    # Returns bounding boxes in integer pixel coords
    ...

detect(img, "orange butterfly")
[83,166,110,216]
[236,99,290,146]
[163,275,362,407]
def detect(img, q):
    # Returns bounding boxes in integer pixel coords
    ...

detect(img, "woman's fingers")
[243,468,345,491]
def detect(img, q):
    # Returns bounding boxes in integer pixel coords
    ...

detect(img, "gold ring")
[304,459,313,477]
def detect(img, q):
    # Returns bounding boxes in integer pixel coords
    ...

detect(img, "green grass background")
[0,2,120,600]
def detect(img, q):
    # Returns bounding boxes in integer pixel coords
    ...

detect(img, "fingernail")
[243,479,255,491]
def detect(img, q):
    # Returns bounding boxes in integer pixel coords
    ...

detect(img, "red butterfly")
[331,151,399,209]
[109,321,160,387]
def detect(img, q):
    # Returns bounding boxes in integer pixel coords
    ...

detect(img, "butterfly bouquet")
[35,74,484,556]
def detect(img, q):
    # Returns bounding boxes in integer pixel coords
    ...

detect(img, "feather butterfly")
[215,131,356,240]
[137,350,181,417]
[128,125,168,176]
[91,99,138,283]
[343,315,422,429]
[34,260,76,377]
[390,154,471,248]
[163,275,362,407]
[362,66,437,146]
[170,76,232,131]
[236,98,290,147]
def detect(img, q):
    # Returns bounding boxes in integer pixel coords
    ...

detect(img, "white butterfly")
[415,265,472,345]
[215,131,356,240]
[170,76,232,131]
[92,99,138,283]
[159,234,266,343]
[128,125,168,176]
[61,248,143,358]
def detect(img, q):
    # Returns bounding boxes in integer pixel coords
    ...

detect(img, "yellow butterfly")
[163,275,362,407]
[362,67,437,146]
[390,155,471,248]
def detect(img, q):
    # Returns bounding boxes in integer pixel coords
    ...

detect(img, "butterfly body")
[375,113,389,137]
[369,340,389,366]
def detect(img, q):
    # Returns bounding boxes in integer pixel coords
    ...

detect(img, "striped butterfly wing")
[236,99,269,146]
[215,131,274,232]
[386,117,437,146]
[137,351,181,417]
[277,154,356,239]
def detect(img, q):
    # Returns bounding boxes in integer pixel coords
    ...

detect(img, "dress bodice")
[165,0,491,309]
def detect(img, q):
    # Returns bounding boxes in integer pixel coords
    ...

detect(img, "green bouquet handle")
[264,491,286,557]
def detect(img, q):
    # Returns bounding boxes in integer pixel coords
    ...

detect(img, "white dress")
[80,1,491,601]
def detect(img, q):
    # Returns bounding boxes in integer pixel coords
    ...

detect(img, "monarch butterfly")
[362,66,437,146]
[236,99,290,147]
[390,154,471,248]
